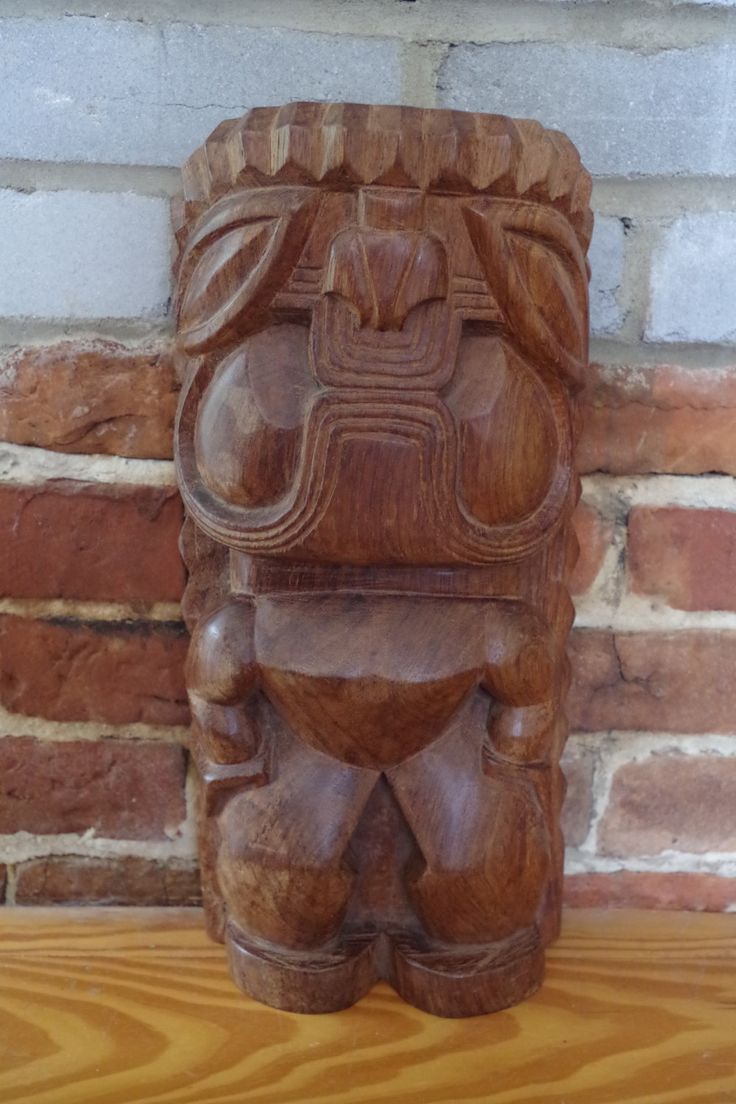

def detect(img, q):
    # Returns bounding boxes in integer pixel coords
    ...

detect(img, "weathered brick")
[0,341,177,459]
[647,214,736,343]
[629,507,736,612]
[564,872,736,912]
[599,754,736,856]
[0,483,184,603]
[0,736,187,840]
[15,857,201,906]
[1,18,401,167]
[12,344,693,482]
[0,191,170,320]
[579,362,736,476]
[568,630,736,733]
[570,500,613,597]
[561,745,595,847]
[439,43,736,177]
[0,615,189,726]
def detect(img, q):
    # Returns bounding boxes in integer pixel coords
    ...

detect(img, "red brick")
[570,500,613,596]
[629,506,736,612]
[0,340,177,459]
[579,362,736,475]
[0,482,185,603]
[0,736,187,839]
[561,745,595,847]
[599,754,736,856]
[0,615,189,725]
[568,629,736,733]
[564,871,736,912]
[14,856,200,905]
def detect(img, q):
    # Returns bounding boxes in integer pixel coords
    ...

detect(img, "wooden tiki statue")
[173,103,592,1017]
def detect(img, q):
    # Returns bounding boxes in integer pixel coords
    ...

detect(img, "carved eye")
[177,188,320,354]
[462,203,588,387]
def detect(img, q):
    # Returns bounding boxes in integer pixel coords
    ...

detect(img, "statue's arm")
[186,596,260,765]
[481,602,562,766]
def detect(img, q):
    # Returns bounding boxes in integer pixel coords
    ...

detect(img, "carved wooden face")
[175,183,588,565]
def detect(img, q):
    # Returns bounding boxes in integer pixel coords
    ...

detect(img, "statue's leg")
[186,594,263,944]
[216,724,379,1012]
[480,599,569,949]
[385,698,551,1016]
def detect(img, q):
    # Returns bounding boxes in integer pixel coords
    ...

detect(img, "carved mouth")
[177,384,572,565]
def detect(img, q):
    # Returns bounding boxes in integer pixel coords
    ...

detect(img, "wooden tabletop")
[1,907,734,1104]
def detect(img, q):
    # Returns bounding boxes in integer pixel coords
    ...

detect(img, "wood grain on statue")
[1,908,734,1104]
[174,102,592,1016]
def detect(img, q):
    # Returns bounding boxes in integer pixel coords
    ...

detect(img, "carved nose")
[324,228,448,331]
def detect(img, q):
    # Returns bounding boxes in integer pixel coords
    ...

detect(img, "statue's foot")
[387,925,544,1017]
[225,921,544,1016]
[226,923,378,1014]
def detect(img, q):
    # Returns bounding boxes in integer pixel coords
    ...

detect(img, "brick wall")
[1,0,735,911]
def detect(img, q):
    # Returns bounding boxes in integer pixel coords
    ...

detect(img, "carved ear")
[177,187,321,354]
[462,203,588,387]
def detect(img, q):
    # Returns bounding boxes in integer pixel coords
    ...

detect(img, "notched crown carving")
[175,102,592,249]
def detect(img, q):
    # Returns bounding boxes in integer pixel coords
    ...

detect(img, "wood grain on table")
[0,907,734,1104]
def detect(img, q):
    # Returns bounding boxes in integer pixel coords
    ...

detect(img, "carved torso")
[174,102,592,1017]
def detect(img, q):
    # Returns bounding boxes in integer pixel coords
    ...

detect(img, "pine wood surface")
[0,907,734,1104]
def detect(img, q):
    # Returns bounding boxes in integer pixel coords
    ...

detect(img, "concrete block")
[0,190,170,319]
[647,214,736,343]
[439,43,736,177]
[588,216,625,336]
[1,18,402,166]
